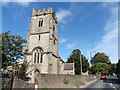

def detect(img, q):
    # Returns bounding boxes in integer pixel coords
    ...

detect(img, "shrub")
[74,80,84,88]
[63,77,69,85]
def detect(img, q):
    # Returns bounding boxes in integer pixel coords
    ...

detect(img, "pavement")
[80,75,120,90]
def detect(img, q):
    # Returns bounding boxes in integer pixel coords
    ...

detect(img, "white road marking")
[110,83,112,86]
[110,83,117,90]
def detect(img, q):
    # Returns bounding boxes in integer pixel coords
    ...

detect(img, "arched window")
[40,53,43,63]
[34,52,36,63]
[37,52,39,63]
[41,20,43,26]
[39,52,41,63]
[39,21,40,27]
[33,47,43,64]
[39,19,43,27]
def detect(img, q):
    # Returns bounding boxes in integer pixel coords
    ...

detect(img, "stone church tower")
[25,8,75,83]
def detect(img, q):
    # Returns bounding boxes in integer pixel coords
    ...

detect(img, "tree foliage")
[1,31,26,69]
[110,63,117,75]
[89,52,113,75]
[90,52,110,64]
[89,63,110,75]
[67,49,89,75]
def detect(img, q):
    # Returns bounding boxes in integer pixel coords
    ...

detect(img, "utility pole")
[90,51,97,66]
[90,52,92,60]
[89,52,92,67]
[80,53,82,75]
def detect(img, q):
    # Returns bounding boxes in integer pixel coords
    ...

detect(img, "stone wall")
[12,78,34,88]
[12,74,96,88]
[39,74,95,88]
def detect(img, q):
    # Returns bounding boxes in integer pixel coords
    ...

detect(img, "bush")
[63,77,69,85]
[1,78,9,88]
[74,80,84,88]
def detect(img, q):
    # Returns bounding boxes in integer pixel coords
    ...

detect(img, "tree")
[1,31,26,69]
[89,63,110,75]
[81,55,89,72]
[109,63,117,75]
[89,52,113,75]
[72,49,81,56]
[90,52,110,64]
[67,49,89,75]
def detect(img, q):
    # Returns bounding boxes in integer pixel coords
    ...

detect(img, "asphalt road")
[80,75,120,90]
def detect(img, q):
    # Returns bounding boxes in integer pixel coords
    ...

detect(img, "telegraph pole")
[89,52,92,67]
[80,53,82,75]
[90,51,97,66]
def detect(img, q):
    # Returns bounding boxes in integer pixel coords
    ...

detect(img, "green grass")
[74,80,84,88]
[63,77,69,85]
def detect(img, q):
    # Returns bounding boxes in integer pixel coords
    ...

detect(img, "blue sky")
[1,2,118,63]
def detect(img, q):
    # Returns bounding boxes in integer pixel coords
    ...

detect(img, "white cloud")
[1,0,36,6]
[56,9,72,24]
[59,38,67,44]
[91,5,118,63]
[66,40,80,49]
[66,43,76,49]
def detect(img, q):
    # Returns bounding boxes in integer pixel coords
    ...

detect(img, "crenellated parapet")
[32,7,57,23]
[32,8,53,16]
[33,8,54,17]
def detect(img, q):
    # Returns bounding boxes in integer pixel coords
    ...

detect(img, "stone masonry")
[25,8,75,83]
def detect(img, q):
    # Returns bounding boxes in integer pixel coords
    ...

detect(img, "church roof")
[64,63,74,70]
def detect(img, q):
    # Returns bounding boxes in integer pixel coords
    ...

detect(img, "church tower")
[25,8,60,83]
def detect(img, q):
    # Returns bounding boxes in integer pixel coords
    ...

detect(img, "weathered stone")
[25,8,75,84]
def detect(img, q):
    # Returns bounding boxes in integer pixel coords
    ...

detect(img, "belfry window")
[39,19,43,27]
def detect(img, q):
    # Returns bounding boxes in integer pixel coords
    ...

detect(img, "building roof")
[58,54,65,63]
[64,63,74,70]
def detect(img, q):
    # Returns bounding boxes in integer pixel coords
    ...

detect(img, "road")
[80,75,120,90]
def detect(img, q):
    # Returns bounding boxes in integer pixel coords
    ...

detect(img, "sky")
[1,1,119,63]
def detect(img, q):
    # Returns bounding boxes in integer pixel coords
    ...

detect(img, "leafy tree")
[1,31,26,70]
[72,49,81,56]
[89,63,110,75]
[67,49,89,75]
[89,52,113,75]
[109,63,117,75]
[88,64,96,74]
[90,52,110,64]
[81,55,89,72]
